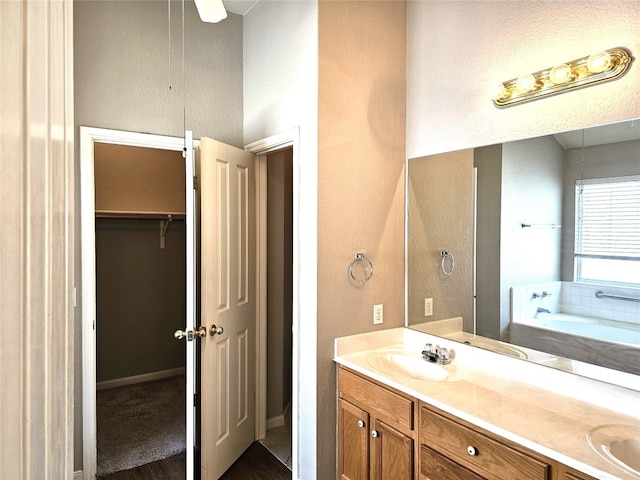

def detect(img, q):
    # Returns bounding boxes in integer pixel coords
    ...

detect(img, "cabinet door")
[339,398,369,480]
[371,418,413,480]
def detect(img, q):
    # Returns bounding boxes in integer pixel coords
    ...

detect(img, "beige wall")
[242,3,320,473]
[74,0,243,144]
[499,136,564,338]
[318,1,406,477]
[94,144,186,213]
[407,149,475,332]
[407,1,640,158]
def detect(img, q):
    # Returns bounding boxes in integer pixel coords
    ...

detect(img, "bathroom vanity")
[334,328,640,480]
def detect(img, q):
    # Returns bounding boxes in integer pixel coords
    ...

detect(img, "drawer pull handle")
[357,420,365,428]
[371,430,379,438]
[467,446,477,456]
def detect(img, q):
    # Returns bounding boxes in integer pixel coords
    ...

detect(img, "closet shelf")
[95,210,186,221]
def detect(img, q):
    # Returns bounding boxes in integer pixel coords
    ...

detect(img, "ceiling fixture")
[492,47,633,108]
[194,0,227,23]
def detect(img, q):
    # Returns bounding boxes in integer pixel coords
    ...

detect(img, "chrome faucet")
[422,343,451,365]
[535,307,550,318]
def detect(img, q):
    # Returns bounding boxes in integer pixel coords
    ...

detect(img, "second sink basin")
[587,424,640,479]
[367,350,449,381]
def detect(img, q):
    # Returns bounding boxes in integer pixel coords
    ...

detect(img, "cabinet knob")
[371,430,379,438]
[467,445,477,456]
[357,420,365,428]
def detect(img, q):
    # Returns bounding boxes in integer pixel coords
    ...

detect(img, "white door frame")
[79,126,198,479]
[245,127,300,478]
[80,126,301,479]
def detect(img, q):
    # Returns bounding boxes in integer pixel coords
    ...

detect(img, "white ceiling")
[222,0,259,16]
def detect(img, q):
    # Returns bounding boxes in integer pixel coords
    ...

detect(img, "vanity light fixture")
[492,47,633,108]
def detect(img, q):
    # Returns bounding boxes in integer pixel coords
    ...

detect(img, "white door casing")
[199,138,257,478]
[80,127,197,479]
[246,128,301,478]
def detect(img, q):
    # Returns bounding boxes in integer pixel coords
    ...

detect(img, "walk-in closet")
[93,142,187,476]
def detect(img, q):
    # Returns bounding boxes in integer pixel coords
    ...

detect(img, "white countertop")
[334,327,640,480]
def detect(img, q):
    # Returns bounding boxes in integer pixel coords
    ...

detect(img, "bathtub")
[525,313,640,346]
[510,313,640,376]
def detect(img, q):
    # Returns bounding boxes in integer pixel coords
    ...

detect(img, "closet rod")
[95,210,186,221]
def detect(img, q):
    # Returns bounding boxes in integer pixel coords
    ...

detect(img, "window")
[575,175,640,286]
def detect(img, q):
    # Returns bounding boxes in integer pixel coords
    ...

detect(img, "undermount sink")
[587,424,640,479]
[367,350,449,381]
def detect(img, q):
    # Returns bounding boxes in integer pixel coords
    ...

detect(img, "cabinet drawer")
[421,406,550,480]
[555,464,598,480]
[339,367,414,430]
[421,445,485,480]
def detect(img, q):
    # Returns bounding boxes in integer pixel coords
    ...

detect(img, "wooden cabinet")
[336,366,602,480]
[420,403,550,480]
[419,403,599,480]
[338,367,417,480]
[338,398,369,480]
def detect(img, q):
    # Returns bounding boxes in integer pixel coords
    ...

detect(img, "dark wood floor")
[220,442,292,480]
[99,443,291,480]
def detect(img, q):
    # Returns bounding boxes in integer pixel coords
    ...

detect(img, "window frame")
[574,174,640,287]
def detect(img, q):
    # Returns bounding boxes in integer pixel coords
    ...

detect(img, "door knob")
[174,327,207,341]
[210,324,224,336]
[174,329,193,341]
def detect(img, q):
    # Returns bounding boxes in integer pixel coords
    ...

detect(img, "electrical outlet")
[424,298,433,316]
[373,304,384,324]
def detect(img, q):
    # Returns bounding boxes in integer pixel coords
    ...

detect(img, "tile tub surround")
[334,328,640,480]
[512,281,640,325]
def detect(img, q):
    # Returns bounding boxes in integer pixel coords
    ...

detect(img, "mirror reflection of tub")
[517,312,640,345]
[510,282,640,376]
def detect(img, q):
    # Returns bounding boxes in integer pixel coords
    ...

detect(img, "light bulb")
[549,64,572,84]
[515,74,537,94]
[491,83,509,101]
[587,51,612,73]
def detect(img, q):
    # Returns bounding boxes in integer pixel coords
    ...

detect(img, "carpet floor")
[97,375,186,477]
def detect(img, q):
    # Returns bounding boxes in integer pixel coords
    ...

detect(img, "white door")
[199,137,257,479]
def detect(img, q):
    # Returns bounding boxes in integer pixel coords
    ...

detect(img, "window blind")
[575,175,640,261]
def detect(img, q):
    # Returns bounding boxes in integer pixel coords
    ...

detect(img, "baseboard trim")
[96,367,185,391]
[73,470,83,480]
[266,400,292,430]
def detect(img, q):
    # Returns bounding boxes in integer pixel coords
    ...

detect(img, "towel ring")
[349,253,374,284]
[440,250,455,276]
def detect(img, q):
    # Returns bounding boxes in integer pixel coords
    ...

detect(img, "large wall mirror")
[407,118,640,390]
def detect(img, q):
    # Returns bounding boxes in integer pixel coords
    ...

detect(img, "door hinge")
[193,175,198,191]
